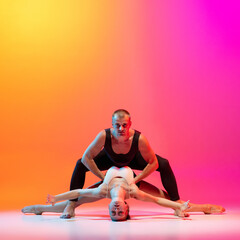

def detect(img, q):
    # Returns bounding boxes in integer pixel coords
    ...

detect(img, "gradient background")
[0,0,240,211]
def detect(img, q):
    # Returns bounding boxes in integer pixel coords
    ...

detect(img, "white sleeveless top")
[103,166,134,185]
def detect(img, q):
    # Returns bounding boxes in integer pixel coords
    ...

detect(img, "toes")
[203,204,225,214]
[21,206,42,215]
[35,211,42,215]
[60,214,72,219]
[184,212,190,217]
[174,209,189,218]
[21,207,30,214]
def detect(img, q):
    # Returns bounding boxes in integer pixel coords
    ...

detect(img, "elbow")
[81,153,93,167]
[81,157,86,165]
[153,159,159,170]
[81,155,88,166]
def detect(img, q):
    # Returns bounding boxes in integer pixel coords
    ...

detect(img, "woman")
[22,167,225,220]
[23,167,190,221]
[47,166,190,220]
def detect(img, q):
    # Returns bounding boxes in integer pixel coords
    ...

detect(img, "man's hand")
[47,194,56,206]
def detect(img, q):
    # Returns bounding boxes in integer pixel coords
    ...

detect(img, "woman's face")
[109,200,129,221]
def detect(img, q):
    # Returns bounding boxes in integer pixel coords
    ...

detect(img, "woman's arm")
[129,184,189,214]
[47,183,108,205]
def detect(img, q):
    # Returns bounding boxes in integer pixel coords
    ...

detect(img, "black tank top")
[103,128,141,167]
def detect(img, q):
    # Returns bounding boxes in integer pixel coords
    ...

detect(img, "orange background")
[1,1,240,210]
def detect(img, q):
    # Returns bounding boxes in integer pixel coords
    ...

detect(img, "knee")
[156,156,170,170]
[77,159,84,166]
[77,159,82,164]
[76,158,88,171]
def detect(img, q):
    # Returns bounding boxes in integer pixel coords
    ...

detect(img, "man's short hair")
[112,109,131,119]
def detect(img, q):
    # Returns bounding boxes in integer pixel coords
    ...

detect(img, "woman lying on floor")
[22,166,190,220]
[22,166,225,221]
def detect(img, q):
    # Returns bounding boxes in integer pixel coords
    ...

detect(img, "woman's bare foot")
[21,205,43,215]
[203,204,226,214]
[176,200,225,214]
[174,200,190,218]
[60,201,76,219]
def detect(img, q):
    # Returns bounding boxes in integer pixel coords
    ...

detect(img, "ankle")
[68,201,76,207]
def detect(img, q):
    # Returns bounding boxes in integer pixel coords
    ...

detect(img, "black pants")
[70,150,180,201]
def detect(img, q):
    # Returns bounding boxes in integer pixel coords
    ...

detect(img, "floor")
[1,205,240,240]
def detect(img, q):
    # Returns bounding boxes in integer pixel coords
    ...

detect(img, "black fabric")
[103,128,141,167]
[69,130,180,201]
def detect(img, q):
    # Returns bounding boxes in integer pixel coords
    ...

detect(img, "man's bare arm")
[133,134,159,184]
[81,130,106,180]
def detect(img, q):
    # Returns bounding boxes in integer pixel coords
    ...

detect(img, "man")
[62,109,224,218]
[46,166,190,220]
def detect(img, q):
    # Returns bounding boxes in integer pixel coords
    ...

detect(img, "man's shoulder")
[138,133,150,146]
[133,129,141,135]
[94,130,107,141]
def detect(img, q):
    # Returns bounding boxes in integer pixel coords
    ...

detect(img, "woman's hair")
[109,201,130,221]
[125,201,130,220]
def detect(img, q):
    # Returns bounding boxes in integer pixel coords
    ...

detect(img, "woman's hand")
[47,194,56,206]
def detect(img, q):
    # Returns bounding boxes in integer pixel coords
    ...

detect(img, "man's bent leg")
[129,152,180,201]
[138,180,168,199]
[155,155,180,201]
[70,159,89,199]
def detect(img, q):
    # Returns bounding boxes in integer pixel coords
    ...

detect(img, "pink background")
[0,0,239,210]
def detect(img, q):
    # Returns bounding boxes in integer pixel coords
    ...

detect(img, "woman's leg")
[61,159,89,218]
[22,201,69,215]
[130,183,189,217]
[176,200,225,214]
[22,197,106,216]
[138,180,225,214]
[22,182,106,216]
[62,150,113,218]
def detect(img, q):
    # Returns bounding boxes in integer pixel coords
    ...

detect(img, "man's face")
[109,200,129,221]
[112,114,131,138]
